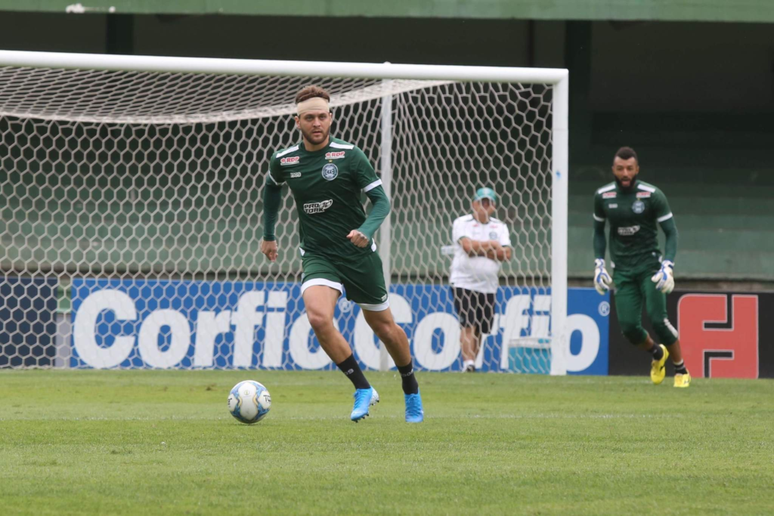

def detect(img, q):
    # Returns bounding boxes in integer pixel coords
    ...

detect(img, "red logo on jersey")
[325,151,346,160]
[636,192,652,198]
[678,294,759,379]
[602,192,616,199]
[280,156,300,166]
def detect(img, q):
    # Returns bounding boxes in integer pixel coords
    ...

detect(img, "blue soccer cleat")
[404,390,424,423]
[351,387,379,422]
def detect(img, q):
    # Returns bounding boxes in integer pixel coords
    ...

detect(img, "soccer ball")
[227,380,272,424]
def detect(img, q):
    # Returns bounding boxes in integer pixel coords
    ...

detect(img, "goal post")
[0,50,568,374]
[551,75,569,376]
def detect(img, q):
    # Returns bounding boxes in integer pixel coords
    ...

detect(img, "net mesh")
[0,63,554,372]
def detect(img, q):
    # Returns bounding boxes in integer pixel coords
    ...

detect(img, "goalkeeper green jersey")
[593,180,673,270]
[268,137,382,257]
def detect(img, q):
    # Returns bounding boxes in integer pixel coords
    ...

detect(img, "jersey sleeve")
[653,189,673,223]
[499,224,512,247]
[452,218,472,243]
[593,192,606,222]
[352,148,382,192]
[267,154,285,186]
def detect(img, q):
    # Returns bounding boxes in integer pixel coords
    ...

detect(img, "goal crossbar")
[0,50,568,84]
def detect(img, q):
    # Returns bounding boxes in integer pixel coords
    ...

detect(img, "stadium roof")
[1,0,773,23]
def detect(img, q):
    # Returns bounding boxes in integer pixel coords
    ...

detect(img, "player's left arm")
[358,186,390,237]
[651,189,678,293]
[487,225,512,261]
[349,149,390,247]
[591,192,612,295]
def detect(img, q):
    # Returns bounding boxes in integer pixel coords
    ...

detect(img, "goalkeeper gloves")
[593,259,612,295]
[651,260,675,294]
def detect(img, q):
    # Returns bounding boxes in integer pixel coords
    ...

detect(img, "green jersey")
[593,180,674,270]
[268,137,381,257]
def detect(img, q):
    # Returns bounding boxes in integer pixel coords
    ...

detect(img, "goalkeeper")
[592,147,690,388]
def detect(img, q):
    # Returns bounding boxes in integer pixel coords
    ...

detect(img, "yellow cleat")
[650,344,669,385]
[674,372,691,388]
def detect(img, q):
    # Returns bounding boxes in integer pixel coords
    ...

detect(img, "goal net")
[0,51,568,374]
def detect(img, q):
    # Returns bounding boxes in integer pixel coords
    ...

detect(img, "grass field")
[1,370,773,515]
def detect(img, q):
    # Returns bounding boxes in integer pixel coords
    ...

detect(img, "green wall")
[3,0,774,23]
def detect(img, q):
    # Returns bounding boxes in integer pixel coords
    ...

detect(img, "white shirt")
[450,214,512,294]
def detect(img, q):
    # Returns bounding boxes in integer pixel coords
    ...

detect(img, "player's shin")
[666,340,688,374]
[399,361,424,423]
[336,354,371,390]
[397,360,419,395]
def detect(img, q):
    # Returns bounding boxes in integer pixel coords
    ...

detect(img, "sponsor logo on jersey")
[325,151,346,160]
[280,156,300,166]
[602,192,617,199]
[617,225,640,236]
[321,163,339,181]
[303,199,333,214]
[609,203,618,209]
[636,192,652,198]
[290,172,301,178]
[489,231,498,239]
[632,200,645,214]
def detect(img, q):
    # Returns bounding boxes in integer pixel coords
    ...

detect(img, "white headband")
[296,97,330,116]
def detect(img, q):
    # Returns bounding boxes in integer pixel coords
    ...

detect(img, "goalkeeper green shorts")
[300,250,389,311]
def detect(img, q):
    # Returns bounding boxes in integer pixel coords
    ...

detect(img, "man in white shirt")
[450,187,513,372]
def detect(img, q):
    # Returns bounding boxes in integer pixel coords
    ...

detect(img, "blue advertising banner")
[0,276,59,367]
[567,288,609,376]
[71,278,608,374]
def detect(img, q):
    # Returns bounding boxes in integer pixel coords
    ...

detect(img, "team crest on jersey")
[280,156,300,166]
[632,200,645,214]
[303,199,333,214]
[489,231,498,239]
[325,151,346,160]
[321,163,339,181]
[602,192,617,199]
[636,192,651,198]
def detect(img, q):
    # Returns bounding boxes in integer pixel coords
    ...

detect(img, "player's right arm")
[592,192,611,294]
[261,154,285,262]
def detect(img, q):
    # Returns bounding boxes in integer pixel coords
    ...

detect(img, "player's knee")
[652,319,679,346]
[306,311,335,334]
[619,320,646,344]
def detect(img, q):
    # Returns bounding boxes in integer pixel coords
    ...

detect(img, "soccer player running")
[593,147,690,388]
[450,188,512,372]
[261,86,423,423]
